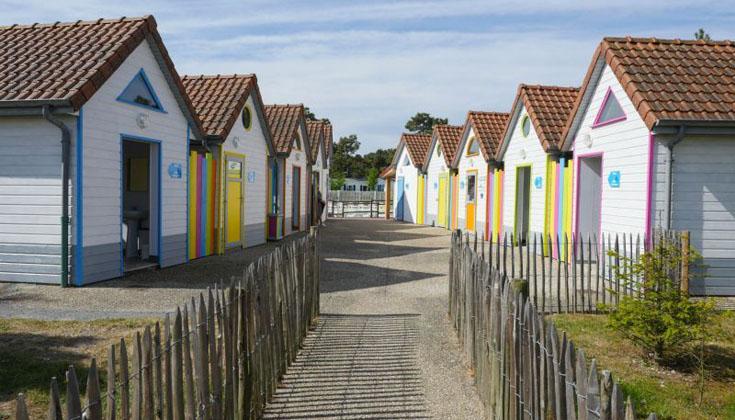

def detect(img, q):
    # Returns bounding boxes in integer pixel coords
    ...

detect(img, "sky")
[1,1,733,152]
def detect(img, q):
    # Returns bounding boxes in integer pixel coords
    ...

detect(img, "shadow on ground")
[263,314,429,420]
[321,260,439,293]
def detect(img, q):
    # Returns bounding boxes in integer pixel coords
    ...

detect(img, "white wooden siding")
[670,136,735,295]
[82,39,191,278]
[394,147,419,223]
[457,126,489,233]
[222,94,268,246]
[502,105,548,235]
[0,115,78,283]
[284,128,308,236]
[425,138,448,225]
[570,65,651,237]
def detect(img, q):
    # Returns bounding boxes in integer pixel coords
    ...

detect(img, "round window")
[242,106,252,130]
[521,115,531,137]
[437,144,442,157]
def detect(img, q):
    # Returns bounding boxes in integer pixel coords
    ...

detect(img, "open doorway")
[515,165,532,242]
[122,138,160,272]
[576,155,603,239]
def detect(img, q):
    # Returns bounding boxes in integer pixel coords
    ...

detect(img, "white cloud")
[174,29,593,151]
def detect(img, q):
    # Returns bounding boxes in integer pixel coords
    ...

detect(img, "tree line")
[328,112,447,190]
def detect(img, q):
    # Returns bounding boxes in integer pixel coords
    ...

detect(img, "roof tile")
[182,74,255,139]
[465,111,509,161]
[432,125,464,167]
[401,133,432,169]
[264,104,305,154]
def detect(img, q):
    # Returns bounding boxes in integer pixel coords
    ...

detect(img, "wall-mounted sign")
[286,174,291,185]
[534,176,543,189]
[247,170,257,183]
[433,182,438,190]
[136,113,150,129]
[167,162,182,179]
[608,171,621,188]
[460,181,466,189]
[232,136,240,149]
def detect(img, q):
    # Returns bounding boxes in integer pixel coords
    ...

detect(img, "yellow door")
[225,156,243,247]
[417,175,425,224]
[466,171,477,231]
[438,174,447,227]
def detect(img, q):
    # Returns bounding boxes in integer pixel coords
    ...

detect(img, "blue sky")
[2,1,733,152]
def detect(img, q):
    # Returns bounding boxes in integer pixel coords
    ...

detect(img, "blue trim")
[120,134,164,272]
[74,107,84,286]
[185,124,190,262]
[116,68,167,113]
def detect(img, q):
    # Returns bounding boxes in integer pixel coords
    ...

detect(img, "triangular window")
[467,137,480,156]
[117,69,165,112]
[293,136,301,151]
[593,88,625,127]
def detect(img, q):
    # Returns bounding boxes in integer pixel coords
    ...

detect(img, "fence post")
[680,231,690,294]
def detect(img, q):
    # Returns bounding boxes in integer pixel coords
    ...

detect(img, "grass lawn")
[550,313,735,419]
[0,317,157,419]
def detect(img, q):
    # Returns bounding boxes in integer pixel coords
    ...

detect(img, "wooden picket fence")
[449,231,660,419]
[466,229,686,313]
[15,228,320,420]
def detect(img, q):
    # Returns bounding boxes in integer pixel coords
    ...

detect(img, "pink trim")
[486,166,492,240]
[592,87,627,128]
[574,152,604,241]
[552,162,560,258]
[644,132,654,246]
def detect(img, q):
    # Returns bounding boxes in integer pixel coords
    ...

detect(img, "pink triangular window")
[593,87,626,127]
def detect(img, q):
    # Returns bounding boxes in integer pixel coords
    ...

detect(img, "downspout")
[665,125,687,230]
[43,105,71,287]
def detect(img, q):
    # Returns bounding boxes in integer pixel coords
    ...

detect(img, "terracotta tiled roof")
[0,16,201,130]
[306,120,326,165]
[323,122,333,159]
[433,125,464,167]
[466,111,509,161]
[502,85,579,156]
[401,133,432,169]
[264,104,305,154]
[182,74,255,139]
[562,37,735,139]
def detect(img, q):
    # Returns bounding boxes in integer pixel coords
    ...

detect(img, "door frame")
[465,169,478,231]
[119,134,162,274]
[417,175,426,224]
[396,176,405,220]
[513,163,532,241]
[224,152,245,248]
[438,173,448,227]
[574,152,604,239]
[292,166,301,230]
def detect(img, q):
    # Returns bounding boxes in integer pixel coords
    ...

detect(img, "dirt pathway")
[263,219,484,419]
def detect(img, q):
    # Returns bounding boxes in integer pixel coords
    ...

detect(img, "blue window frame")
[117,69,166,112]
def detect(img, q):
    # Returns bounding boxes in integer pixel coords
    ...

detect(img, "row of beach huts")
[381,36,735,296]
[0,16,332,286]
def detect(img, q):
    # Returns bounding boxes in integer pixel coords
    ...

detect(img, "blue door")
[396,177,405,220]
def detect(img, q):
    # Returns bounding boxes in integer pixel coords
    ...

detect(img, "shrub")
[604,240,718,363]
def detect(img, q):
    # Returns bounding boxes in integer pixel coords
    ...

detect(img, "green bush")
[604,240,718,363]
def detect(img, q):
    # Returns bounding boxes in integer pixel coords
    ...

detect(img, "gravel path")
[264,219,484,419]
[0,233,305,320]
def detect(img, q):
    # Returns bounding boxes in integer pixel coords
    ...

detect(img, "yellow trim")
[223,151,246,250]
[242,104,253,131]
[465,169,478,231]
[417,175,425,224]
[466,136,479,156]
